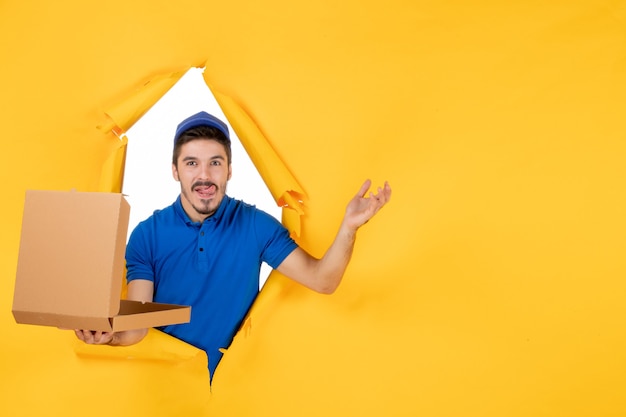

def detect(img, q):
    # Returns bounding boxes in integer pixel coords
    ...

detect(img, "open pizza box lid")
[12,190,190,332]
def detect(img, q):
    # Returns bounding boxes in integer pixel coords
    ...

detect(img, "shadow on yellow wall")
[1,1,625,416]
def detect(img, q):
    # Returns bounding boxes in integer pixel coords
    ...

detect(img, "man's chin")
[193,198,220,215]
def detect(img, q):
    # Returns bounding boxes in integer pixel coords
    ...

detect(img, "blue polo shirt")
[125,195,298,377]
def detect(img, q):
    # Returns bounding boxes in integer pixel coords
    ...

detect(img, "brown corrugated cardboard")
[12,190,191,332]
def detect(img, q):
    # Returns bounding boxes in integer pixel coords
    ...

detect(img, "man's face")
[172,138,232,223]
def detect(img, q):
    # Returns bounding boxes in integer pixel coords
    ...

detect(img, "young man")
[76,111,392,378]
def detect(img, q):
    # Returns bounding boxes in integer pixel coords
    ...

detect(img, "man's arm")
[276,179,391,294]
[74,279,154,345]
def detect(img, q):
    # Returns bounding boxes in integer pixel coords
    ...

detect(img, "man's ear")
[228,164,232,181]
[172,163,180,181]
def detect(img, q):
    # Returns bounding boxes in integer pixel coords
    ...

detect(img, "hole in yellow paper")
[122,68,280,289]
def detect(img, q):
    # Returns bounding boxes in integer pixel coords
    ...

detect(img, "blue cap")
[174,111,230,144]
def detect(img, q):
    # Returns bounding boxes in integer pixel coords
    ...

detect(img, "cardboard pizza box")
[12,190,191,332]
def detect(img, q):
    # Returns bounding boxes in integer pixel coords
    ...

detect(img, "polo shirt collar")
[174,194,231,226]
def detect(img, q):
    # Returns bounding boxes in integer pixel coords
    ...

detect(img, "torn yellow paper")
[96,69,190,193]
[98,133,128,193]
[98,69,188,134]
[73,328,207,366]
[2,1,626,416]
[209,84,305,237]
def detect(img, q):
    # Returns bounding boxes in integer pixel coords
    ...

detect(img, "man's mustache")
[192,181,218,190]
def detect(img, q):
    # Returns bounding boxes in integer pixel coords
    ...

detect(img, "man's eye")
[210,160,221,166]
[186,161,197,166]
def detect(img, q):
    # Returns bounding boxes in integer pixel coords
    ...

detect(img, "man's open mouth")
[194,184,217,199]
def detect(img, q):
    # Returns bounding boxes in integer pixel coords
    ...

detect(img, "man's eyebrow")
[181,155,225,161]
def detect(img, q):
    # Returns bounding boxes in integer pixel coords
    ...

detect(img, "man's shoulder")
[228,197,285,224]
[147,202,177,221]
[128,201,185,248]
[224,196,287,234]
[223,196,262,215]
[133,201,178,232]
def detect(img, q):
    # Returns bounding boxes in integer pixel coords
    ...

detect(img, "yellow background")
[1,1,625,416]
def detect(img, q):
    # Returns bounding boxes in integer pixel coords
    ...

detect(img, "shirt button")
[200,232,205,236]
[199,248,204,252]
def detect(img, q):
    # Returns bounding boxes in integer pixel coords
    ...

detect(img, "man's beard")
[183,180,226,217]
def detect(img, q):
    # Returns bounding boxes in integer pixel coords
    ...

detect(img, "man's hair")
[172,126,232,166]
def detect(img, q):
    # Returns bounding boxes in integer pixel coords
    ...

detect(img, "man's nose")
[196,163,211,180]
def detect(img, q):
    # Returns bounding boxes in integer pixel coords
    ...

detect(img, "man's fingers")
[92,331,111,344]
[74,329,111,344]
[356,179,372,197]
[379,181,392,203]
[76,330,95,344]
[370,183,391,203]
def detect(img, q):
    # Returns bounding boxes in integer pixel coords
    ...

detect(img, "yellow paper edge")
[206,79,305,237]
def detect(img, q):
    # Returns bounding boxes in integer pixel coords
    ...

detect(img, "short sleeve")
[125,222,155,283]
[254,209,298,269]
